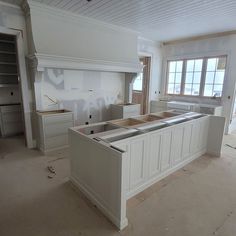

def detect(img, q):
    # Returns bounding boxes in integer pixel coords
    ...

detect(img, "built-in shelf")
[0,51,16,55]
[0,73,18,76]
[0,39,15,44]
[0,62,17,65]
[0,34,18,85]
[0,84,18,88]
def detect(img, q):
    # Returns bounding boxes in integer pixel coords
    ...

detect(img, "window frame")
[165,55,227,98]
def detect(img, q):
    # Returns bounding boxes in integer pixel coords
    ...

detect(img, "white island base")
[69,112,225,230]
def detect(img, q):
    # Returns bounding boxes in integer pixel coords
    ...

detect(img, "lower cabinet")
[148,131,162,177]
[112,116,210,197]
[0,105,24,137]
[37,112,74,153]
[160,129,172,171]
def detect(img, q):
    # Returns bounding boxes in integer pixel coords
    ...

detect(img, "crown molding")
[27,53,143,73]
[27,0,139,36]
[163,30,236,46]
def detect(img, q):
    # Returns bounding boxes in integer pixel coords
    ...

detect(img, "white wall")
[37,69,125,125]
[161,35,236,133]
[137,37,162,105]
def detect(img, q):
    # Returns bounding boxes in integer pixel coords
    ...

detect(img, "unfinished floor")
[0,135,236,236]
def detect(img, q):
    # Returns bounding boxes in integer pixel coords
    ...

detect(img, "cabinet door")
[190,120,201,154]
[149,131,162,178]
[171,126,184,166]
[161,130,172,172]
[199,117,209,150]
[111,141,130,192]
[130,135,148,190]
[182,123,193,160]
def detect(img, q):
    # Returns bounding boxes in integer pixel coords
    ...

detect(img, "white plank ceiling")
[2,0,236,42]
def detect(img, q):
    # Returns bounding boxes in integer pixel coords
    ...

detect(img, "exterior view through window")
[166,56,226,97]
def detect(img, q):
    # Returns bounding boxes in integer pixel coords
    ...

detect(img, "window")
[166,56,226,97]
[167,60,183,95]
[133,72,143,91]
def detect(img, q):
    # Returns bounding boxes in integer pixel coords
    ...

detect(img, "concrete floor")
[0,135,236,236]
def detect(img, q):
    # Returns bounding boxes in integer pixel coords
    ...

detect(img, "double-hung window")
[166,56,227,97]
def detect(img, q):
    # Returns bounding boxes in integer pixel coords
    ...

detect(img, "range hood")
[25,0,142,73]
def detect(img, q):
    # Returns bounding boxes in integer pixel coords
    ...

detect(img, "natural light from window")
[166,56,226,97]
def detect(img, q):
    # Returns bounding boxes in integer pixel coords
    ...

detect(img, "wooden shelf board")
[0,84,18,88]
[0,73,18,76]
[0,62,17,65]
[0,51,16,55]
[0,40,15,44]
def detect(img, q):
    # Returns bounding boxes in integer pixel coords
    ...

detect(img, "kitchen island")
[69,111,225,230]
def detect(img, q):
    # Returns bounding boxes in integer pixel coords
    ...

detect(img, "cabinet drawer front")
[44,114,73,125]
[45,135,68,150]
[1,105,21,113]
[44,121,73,138]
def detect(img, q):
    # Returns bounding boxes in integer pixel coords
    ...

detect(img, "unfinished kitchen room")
[0,1,236,236]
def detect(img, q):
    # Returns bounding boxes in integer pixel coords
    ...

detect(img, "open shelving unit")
[0,33,19,87]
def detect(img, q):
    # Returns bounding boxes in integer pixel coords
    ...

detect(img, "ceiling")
[2,0,236,42]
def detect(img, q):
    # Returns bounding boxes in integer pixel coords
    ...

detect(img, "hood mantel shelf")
[28,53,143,73]
[25,1,142,73]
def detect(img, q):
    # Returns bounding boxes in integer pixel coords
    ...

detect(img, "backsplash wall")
[38,68,125,125]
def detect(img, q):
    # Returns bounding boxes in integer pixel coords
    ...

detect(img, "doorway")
[0,28,33,148]
[132,57,151,115]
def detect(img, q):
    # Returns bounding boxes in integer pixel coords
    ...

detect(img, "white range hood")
[25,0,142,73]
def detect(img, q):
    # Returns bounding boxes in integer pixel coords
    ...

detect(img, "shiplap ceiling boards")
[2,0,236,41]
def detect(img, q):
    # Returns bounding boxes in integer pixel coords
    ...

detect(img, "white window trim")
[164,55,227,98]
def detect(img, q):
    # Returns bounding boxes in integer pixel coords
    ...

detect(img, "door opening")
[0,32,25,143]
[132,57,151,115]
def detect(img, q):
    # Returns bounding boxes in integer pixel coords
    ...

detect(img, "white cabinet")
[148,131,162,178]
[111,116,210,198]
[129,135,148,189]
[0,104,24,137]
[112,134,148,193]
[37,110,74,153]
[150,100,168,113]
[160,129,172,171]
[200,105,222,116]
[182,123,193,160]
[111,103,141,119]
[171,125,184,166]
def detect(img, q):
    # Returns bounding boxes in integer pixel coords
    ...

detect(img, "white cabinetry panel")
[149,131,162,177]
[171,126,184,166]
[182,123,193,160]
[130,136,147,189]
[161,130,172,172]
